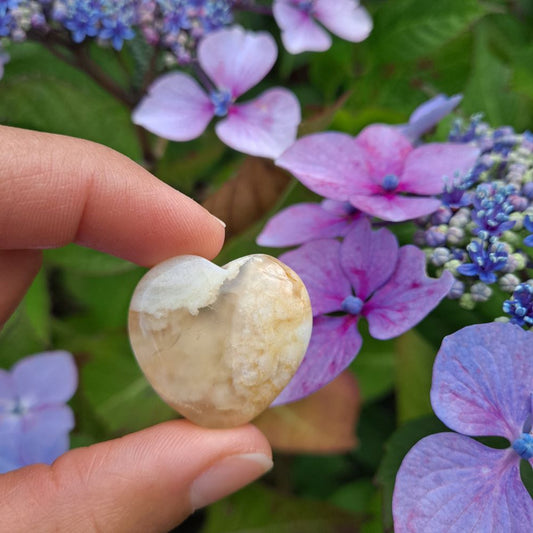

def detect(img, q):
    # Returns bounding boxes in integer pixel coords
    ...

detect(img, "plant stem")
[29,29,135,107]
[136,125,157,169]
[28,28,158,169]
[140,46,159,95]
[192,61,216,93]
[72,46,137,108]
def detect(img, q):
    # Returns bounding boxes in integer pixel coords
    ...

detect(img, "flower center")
[382,174,399,192]
[210,89,232,117]
[512,433,533,460]
[341,295,364,315]
[8,397,27,417]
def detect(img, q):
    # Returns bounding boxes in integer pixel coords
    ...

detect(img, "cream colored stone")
[128,254,312,428]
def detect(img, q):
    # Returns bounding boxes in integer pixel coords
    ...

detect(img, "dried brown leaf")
[298,91,352,137]
[202,156,291,239]
[254,371,361,454]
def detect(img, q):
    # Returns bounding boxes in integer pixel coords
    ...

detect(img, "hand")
[0,126,273,532]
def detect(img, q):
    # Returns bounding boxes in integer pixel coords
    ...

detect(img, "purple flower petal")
[399,94,463,143]
[20,430,70,467]
[12,351,77,407]
[132,72,213,141]
[216,88,301,158]
[273,0,331,54]
[340,217,398,301]
[431,322,533,440]
[272,315,361,405]
[0,455,19,474]
[364,245,453,339]
[349,193,442,222]
[257,202,358,247]
[198,26,277,98]
[322,199,356,216]
[23,405,75,435]
[400,143,481,195]
[0,416,22,472]
[0,369,14,408]
[314,0,373,42]
[280,239,350,315]
[353,125,413,181]
[276,132,370,200]
[20,406,74,465]
[393,433,533,532]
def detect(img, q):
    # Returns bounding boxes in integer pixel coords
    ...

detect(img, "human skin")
[0,126,273,532]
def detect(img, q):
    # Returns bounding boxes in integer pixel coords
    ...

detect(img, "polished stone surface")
[128,254,312,428]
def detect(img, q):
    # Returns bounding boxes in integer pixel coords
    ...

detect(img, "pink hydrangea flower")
[133,26,301,158]
[0,351,77,473]
[272,217,453,405]
[393,322,533,531]
[273,0,372,54]
[276,124,480,222]
[257,199,361,247]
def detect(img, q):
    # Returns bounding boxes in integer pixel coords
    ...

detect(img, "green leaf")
[0,42,140,159]
[0,271,51,367]
[330,481,384,533]
[350,330,395,403]
[155,129,226,195]
[353,402,396,472]
[202,483,361,533]
[44,244,138,276]
[394,330,435,424]
[329,479,375,514]
[462,24,531,128]
[376,415,448,531]
[292,454,353,499]
[521,460,533,498]
[80,332,176,433]
[23,270,51,345]
[308,39,356,100]
[61,268,144,331]
[372,0,488,63]
[511,44,533,101]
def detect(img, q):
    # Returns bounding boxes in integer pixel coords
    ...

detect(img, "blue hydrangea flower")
[470,182,516,238]
[0,0,39,40]
[53,0,138,50]
[524,215,533,247]
[440,175,473,208]
[99,11,136,51]
[456,238,508,284]
[0,351,77,474]
[393,322,533,531]
[138,0,233,62]
[503,282,533,326]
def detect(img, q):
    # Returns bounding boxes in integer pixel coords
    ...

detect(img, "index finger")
[0,126,225,266]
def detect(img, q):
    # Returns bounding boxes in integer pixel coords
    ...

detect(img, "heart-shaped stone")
[128,254,312,428]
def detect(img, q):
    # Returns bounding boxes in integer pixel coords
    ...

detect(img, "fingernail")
[189,453,273,510]
[212,215,226,228]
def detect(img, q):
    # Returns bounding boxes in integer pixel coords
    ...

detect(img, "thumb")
[0,420,272,532]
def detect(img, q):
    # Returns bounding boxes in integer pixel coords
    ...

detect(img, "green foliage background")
[1,0,533,531]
